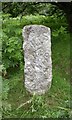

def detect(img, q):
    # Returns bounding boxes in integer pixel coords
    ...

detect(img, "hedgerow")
[1,13,68,75]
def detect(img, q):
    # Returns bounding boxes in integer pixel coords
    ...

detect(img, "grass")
[2,32,71,118]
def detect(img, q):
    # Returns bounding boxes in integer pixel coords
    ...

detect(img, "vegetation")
[1,3,71,119]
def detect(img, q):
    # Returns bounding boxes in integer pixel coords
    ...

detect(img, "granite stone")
[22,25,52,95]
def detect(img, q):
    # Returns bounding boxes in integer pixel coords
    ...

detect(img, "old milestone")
[22,25,52,94]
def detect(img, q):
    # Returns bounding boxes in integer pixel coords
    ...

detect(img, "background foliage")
[2,11,67,74]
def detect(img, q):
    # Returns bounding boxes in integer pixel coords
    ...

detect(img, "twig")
[56,106,71,111]
[16,99,32,110]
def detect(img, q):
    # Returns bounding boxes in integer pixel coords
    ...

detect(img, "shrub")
[2,13,68,74]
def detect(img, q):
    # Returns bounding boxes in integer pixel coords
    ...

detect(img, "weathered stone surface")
[22,25,52,95]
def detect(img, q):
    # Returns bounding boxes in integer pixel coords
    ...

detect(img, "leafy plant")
[2,14,23,73]
[2,79,12,117]
[2,79,9,100]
